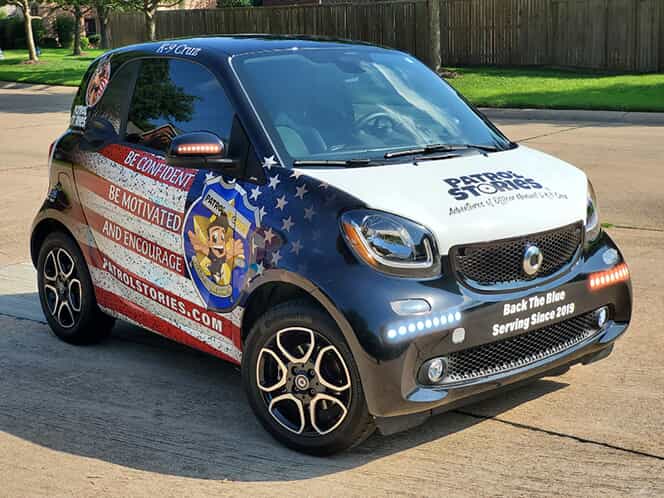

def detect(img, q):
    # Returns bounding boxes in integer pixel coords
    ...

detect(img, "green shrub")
[0,18,24,49]
[0,18,43,49]
[88,34,100,47]
[55,15,75,47]
[80,35,90,50]
[41,37,59,48]
[218,0,252,6]
[31,18,44,45]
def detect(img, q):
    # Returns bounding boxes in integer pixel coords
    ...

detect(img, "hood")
[298,145,588,254]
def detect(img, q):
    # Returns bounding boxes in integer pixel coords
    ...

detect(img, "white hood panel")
[300,146,588,254]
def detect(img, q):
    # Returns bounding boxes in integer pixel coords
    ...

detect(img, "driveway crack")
[454,409,664,461]
[517,124,589,142]
[609,224,664,233]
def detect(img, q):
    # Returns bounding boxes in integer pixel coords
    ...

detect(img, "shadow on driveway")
[0,302,567,482]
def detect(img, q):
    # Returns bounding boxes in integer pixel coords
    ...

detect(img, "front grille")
[451,222,583,289]
[443,311,600,384]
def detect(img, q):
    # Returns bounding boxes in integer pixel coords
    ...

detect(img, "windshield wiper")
[292,158,375,168]
[384,143,500,159]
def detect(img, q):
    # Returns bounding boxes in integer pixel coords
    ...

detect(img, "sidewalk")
[481,107,664,125]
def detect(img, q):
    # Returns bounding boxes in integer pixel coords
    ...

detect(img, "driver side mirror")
[166,132,242,173]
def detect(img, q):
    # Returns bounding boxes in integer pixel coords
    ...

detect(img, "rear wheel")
[37,231,114,344]
[242,300,374,455]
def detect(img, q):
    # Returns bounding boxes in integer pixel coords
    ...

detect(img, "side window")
[126,58,234,153]
[90,60,139,136]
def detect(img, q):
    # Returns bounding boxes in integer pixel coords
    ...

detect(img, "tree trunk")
[21,0,39,62]
[428,0,441,73]
[145,9,157,42]
[97,6,110,49]
[73,5,82,56]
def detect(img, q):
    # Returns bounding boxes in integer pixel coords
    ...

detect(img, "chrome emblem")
[523,245,544,276]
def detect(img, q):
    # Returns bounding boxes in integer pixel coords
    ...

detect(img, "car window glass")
[234,49,511,166]
[90,60,139,136]
[126,58,233,153]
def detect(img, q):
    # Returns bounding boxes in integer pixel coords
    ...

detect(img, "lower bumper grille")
[444,311,602,384]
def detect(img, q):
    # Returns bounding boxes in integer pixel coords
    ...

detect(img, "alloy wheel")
[42,248,83,329]
[256,327,352,436]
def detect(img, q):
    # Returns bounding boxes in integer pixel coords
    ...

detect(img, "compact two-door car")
[32,36,632,454]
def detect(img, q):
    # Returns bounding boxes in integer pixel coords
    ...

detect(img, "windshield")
[232,48,512,167]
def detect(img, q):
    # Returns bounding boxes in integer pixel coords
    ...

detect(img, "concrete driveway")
[0,82,662,497]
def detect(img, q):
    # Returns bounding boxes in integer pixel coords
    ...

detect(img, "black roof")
[114,34,386,58]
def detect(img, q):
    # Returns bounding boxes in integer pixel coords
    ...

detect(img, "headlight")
[340,209,440,278]
[586,180,601,242]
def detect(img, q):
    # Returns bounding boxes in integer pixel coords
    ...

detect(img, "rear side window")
[126,58,234,152]
[90,60,139,136]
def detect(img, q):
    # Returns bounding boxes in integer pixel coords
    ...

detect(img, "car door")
[75,56,244,362]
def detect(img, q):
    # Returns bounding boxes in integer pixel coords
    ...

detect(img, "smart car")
[31,36,632,455]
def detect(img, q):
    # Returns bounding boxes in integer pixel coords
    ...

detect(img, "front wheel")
[242,300,374,455]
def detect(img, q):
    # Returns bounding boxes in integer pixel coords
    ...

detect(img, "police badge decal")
[183,175,263,311]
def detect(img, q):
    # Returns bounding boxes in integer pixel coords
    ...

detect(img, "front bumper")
[333,230,632,423]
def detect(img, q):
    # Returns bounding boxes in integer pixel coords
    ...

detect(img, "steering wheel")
[354,111,404,138]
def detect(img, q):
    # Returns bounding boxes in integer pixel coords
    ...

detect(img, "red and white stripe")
[76,152,190,210]
[78,187,183,254]
[100,144,197,191]
[96,290,241,364]
[76,170,184,235]
[71,145,246,362]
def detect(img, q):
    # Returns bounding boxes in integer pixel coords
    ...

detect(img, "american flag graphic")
[246,156,335,278]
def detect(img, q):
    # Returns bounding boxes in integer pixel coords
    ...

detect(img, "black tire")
[37,231,114,344]
[242,300,375,455]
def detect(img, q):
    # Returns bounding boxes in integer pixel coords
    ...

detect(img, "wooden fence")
[109,1,434,65]
[109,0,664,72]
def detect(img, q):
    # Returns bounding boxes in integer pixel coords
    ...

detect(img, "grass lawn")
[0,48,106,86]
[446,66,664,112]
[1,49,663,112]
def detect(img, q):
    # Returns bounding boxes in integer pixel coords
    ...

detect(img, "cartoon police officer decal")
[184,175,264,311]
[188,212,244,289]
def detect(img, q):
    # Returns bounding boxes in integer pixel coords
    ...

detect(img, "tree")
[428,0,441,73]
[112,0,181,42]
[0,0,39,62]
[92,0,113,49]
[54,0,92,55]
[129,59,197,129]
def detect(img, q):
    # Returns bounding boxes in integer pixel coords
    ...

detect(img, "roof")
[113,35,386,58]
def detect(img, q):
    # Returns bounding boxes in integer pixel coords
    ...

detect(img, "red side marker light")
[177,143,222,155]
[589,263,629,290]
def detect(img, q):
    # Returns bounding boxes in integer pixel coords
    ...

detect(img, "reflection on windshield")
[233,49,510,167]
[372,60,461,143]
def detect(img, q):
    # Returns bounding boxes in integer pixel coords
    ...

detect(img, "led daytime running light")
[387,310,462,341]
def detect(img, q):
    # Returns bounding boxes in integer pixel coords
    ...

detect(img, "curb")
[2,80,664,125]
[480,107,664,125]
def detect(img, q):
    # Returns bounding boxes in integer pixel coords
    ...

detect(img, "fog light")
[390,299,431,316]
[596,306,609,328]
[427,358,445,383]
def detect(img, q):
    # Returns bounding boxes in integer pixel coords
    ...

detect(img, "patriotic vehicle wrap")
[31,37,633,454]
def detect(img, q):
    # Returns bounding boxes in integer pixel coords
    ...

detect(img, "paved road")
[0,82,663,497]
